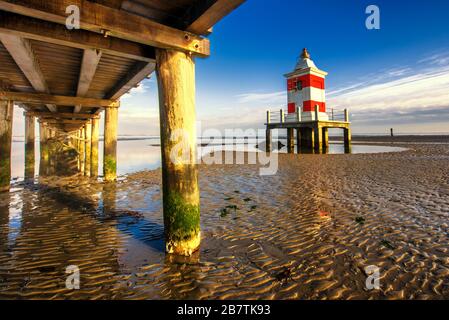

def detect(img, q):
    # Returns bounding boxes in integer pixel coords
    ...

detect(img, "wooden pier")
[266,107,352,153]
[0,0,245,256]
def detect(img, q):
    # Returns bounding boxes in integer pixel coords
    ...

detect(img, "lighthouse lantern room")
[285,48,329,122]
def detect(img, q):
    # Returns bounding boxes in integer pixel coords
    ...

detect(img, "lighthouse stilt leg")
[296,128,301,153]
[314,125,323,154]
[322,127,329,152]
[344,127,352,153]
[287,128,294,153]
[265,129,272,152]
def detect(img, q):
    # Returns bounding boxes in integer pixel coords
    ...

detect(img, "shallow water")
[10,138,406,180]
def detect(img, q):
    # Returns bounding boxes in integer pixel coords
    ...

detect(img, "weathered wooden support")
[314,125,323,153]
[0,11,156,62]
[24,112,35,180]
[322,127,329,150]
[79,127,85,174]
[0,100,13,192]
[104,107,118,182]
[344,127,352,153]
[287,128,294,153]
[91,117,100,178]
[0,0,210,57]
[0,34,57,113]
[84,120,92,177]
[296,128,301,153]
[0,91,119,108]
[265,129,272,152]
[156,49,200,256]
[39,121,49,176]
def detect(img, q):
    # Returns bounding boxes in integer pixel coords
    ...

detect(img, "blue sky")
[13,0,449,136]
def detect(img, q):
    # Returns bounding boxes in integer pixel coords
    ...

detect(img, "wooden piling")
[287,128,294,153]
[314,125,323,153]
[39,122,49,176]
[104,107,118,182]
[344,127,352,153]
[24,113,35,180]
[322,127,329,150]
[84,120,92,177]
[0,100,13,192]
[91,117,100,178]
[265,129,272,152]
[79,126,85,174]
[156,48,200,256]
[296,128,301,153]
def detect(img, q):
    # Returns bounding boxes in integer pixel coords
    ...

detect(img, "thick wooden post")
[287,128,294,153]
[344,127,352,153]
[314,125,322,153]
[84,120,92,177]
[265,129,272,152]
[79,126,85,174]
[0,100,13,192]
[91,117,100,177]
[24,113,35,180]
[296,128,301,153]
[156,49,200,256]
[322,127,329,150]
[39,121,49,176]
[104,107,118,181]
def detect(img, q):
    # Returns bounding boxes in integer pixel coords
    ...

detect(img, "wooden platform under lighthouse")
[265,107,352,154]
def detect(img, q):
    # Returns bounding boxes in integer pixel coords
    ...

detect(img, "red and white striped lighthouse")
[285,48,328,121]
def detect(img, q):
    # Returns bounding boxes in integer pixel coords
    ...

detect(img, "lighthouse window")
[296,81,303,90]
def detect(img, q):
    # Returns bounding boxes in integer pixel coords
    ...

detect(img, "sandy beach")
[0,136,448,300]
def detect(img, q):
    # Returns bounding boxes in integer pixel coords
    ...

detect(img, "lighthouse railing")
[326,108,349,122]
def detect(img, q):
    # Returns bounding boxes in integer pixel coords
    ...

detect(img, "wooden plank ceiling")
[0,0,245,132]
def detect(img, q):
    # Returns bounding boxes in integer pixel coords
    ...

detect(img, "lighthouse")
[285,48,328,121]
[265,48,351,154]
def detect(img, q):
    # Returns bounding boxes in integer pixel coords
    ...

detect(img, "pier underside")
[0,0,245,256]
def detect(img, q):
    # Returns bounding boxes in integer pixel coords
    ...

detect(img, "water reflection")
[10,137,407,180]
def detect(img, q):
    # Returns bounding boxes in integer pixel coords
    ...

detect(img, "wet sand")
[0,137,448,299]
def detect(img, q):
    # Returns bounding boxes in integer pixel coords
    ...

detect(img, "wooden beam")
[0,91,119,107]
[92,0,123,10]
[0,0,210,57]
[0,12,155,62]
[185,0,246,35]
[75,48,102,113]
[106,61,155,100]
[40,119,88,124]
[0,33,57,112]
[27,111,97,119]
[77,49,102,97]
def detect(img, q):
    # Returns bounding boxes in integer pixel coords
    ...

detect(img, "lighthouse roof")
[295,48,317,70]
[285,48,328,78]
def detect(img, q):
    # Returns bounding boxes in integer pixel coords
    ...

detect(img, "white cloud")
[236,91,286,105]
[328,65,449,111]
